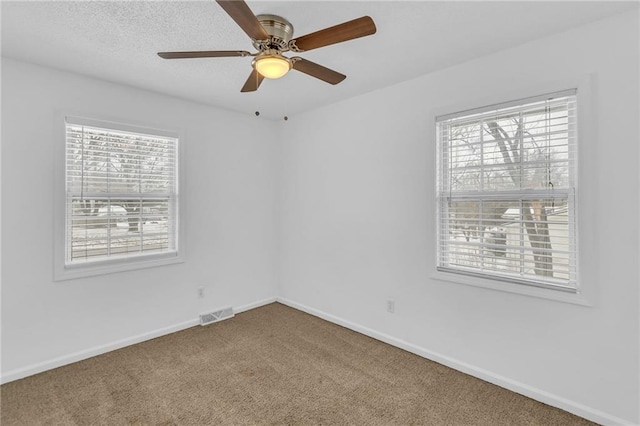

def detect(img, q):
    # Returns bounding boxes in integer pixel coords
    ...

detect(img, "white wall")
[279,10,639,425]
[1,58,279,380]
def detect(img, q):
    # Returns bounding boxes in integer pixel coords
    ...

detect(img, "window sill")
[54,252,183,281]
[430,270,593,307]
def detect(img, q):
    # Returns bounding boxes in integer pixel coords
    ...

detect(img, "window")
[436,90,577,292]
[61,116,180,276]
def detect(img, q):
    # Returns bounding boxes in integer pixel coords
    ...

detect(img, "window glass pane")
[69,196,174,262]
[442,197,572,283]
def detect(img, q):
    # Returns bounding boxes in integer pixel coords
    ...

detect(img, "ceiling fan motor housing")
[253,14,294,51]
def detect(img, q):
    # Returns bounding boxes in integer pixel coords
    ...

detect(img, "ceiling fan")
[158,0,377,92]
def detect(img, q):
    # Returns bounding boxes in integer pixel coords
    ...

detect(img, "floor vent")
[200,307,234,326]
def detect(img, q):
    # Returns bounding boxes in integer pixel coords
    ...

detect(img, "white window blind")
[436,90,577,292]
[65,118,178,265]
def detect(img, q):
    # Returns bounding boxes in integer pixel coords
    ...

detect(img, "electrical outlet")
[386,299,395,313]
[197,287,205,299]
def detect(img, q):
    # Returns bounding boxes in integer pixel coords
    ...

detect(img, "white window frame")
[54,114,184,281]
[430,77,594,306]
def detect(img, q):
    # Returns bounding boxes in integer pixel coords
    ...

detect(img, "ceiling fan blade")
[241,68,265,92]
[216,0,269,41]
[289,16,376,52]
[158,50,251,59]
[292,58,346,85]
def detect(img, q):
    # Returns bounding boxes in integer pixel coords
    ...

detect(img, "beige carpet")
[1,302,594,425]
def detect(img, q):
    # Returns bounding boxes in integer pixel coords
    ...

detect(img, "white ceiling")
[2,1,637,120]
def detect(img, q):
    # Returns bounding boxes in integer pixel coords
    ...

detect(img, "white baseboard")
[0,318,198,385]
[235,296,277,314]
[276,297,636,426]
[1,296,278,385]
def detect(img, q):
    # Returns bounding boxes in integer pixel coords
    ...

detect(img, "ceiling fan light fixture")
[254,55,291,79]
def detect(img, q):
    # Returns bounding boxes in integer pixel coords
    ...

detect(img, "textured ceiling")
[2,1,638,120]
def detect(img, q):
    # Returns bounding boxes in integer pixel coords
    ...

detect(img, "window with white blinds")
[436,90,577,292]
[65,117,179,266]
